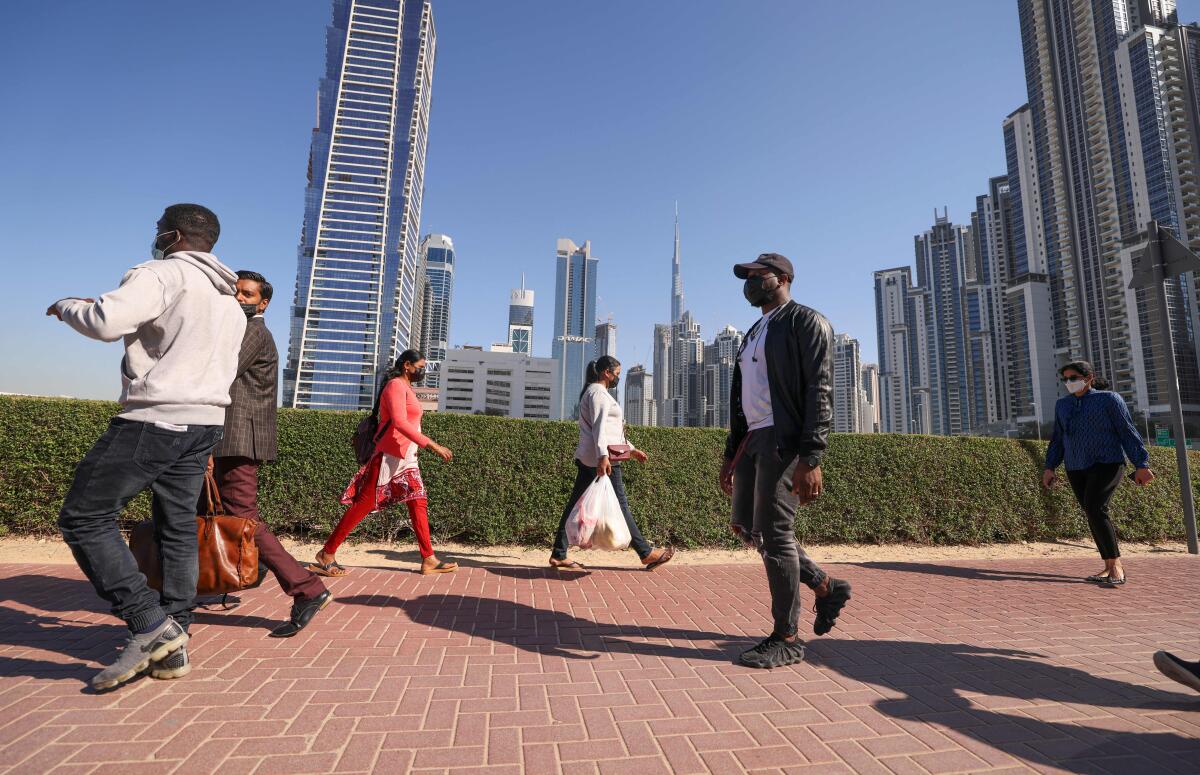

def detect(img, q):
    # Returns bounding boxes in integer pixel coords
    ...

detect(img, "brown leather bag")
[129,473,260,595]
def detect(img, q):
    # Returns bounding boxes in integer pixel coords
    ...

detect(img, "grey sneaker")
[91,617,187,692]
[150,644,191,680]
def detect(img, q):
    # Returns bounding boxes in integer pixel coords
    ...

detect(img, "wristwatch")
[804,455,820,468]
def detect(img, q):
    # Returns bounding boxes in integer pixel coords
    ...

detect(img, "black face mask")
[743,275,781,307]
[610,375,620,390]
[410,368,427,384]
[239,302,259,319]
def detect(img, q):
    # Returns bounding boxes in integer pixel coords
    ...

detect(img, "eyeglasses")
[1060,376,1083,383]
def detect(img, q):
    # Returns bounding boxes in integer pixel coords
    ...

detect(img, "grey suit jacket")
[214,317,278,462]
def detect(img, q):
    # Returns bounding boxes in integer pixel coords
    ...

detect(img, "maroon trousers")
[213,457,326,601]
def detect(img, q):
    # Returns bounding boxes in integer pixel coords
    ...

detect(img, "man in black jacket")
[720,253,851,669]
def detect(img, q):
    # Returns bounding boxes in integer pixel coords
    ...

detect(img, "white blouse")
[574,383,631,467]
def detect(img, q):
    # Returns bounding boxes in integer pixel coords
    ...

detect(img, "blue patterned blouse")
[1044,389,1150,472]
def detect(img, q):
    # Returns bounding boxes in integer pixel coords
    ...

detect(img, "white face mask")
[1065,378,1087,395]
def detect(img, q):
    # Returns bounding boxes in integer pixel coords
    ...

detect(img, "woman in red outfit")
[309,350,457,576]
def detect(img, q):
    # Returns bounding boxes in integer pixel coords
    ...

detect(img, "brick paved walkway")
[0,556,1198,774]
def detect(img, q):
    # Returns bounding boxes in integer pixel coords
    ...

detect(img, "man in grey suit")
[209,271,331,638]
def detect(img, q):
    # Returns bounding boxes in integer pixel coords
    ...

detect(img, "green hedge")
[0,396,1194,547]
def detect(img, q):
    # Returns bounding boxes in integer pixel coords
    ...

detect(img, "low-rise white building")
[438,348,558,420]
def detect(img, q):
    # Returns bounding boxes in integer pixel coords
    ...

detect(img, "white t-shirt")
[739,308,779,431]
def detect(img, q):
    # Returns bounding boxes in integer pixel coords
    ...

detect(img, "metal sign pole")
[1144,221,1200,554]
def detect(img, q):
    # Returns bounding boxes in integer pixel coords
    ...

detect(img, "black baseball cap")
[733,252,794,280]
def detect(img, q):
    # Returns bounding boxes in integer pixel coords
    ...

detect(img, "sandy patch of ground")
[1,536,1192,570]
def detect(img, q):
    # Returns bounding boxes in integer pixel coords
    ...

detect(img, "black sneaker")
[1154,651,1200,693]
[149,645,191,680]
[813,578,851,636]
[739,635,806,669]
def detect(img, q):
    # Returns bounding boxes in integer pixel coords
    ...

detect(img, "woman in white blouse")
[549,356,675,570]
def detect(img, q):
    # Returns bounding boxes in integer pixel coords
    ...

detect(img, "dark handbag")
[129,473,260,596]
[352,415,391,465]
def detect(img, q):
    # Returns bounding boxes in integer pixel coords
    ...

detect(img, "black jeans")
[552,460,652,560]
[59,418,222,633]
[731,427,828,638]
[1066,462,1125,560]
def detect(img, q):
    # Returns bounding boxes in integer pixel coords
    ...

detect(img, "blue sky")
[4,1,1195,399]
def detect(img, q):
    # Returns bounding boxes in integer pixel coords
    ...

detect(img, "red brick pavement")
[0,556,1198,774]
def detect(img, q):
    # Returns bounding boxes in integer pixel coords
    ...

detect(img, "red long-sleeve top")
[375,379,431,458]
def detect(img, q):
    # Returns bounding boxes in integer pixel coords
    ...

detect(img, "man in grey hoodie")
[47,203,246,691]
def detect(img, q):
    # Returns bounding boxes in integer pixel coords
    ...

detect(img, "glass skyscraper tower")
[551,239,598,420]
[416,234,454,389]
[284,0,437,410]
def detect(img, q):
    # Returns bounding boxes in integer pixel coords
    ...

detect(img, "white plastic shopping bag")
[589,478,632,551]
[566,476,629,550]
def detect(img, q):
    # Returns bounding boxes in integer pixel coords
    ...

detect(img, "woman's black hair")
[580,355,621,400]
[371,349,426,417]
[1059,360,1094,378]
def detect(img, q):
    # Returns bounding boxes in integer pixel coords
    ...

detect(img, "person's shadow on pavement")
[851,561,1087,584]
[0,574,124,681]
[808,638,1199,773]
[336,592,756,663]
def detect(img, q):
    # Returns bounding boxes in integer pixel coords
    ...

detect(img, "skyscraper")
[874,267,922,434]
[507,276,534,355]
[1013,0,1179,406]
[551,239,598,420]
[966,178,1012,430]
[415,234,453,389]
[701,325,743,428]
[915,210,973,435]
[1115,21,1200,416]
[651,206,686,427]
[832,333,863,433]
[624,365,656,427]
[284,0,437,410]
[671,203,685,324]
[860,363,881,434]
[671,311,704,427]
[594,320,617,360]
[1002,104,1061,432]
[595,319,618,400]
[652,323,672,426]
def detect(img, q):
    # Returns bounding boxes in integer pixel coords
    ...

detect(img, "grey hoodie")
[55,251,247,425]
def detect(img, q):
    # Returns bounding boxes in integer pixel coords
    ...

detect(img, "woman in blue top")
[1042,361,1155,585]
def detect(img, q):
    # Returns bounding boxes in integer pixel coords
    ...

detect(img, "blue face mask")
[151,230,180,261]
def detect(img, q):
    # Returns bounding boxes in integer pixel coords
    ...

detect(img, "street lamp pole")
[1128,219,1199,554]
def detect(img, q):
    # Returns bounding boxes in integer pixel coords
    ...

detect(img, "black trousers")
[1066,463,1125,560]
[59,418,221,633]
[730,427,827,638]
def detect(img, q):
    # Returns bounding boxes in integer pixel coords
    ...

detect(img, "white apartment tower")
[832,333,863,433]
[507,276,534,355]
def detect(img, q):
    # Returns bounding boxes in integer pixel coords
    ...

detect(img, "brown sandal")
[421,561,458,575]
[549,558,586,570]
[308,560,349,577]
[642,546,675,570]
